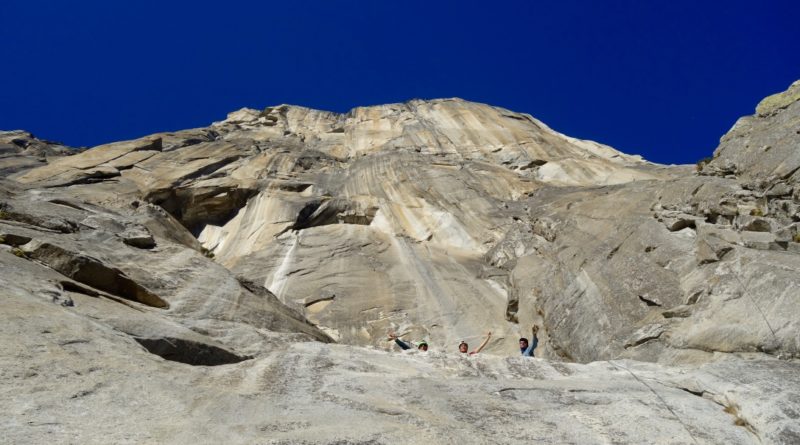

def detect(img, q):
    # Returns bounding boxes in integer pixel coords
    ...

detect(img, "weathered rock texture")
[9,99,681,352]
[704,79,800,189]
[0,130,75,176]
[2,82,800,444]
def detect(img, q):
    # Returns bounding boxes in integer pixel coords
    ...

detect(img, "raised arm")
[524,325,539,356]
[388,332,411,350]
[473,331,492,354]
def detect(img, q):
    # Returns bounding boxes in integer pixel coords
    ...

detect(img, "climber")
[388,333,428,351]
[519,325,539,357]
[459,331,492,355]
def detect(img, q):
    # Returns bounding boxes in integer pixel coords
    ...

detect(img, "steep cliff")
[2,83,799,444]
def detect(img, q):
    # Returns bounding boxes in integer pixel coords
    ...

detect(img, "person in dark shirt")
[519,325,539,357]
[388,332,428,351]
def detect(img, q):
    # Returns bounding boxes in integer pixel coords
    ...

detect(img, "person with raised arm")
[519,325,539,357]
[388,332,429,351]
[458,331,491,355]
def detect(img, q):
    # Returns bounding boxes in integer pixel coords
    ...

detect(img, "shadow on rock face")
[134,337,252,366]
[20,240,169,309]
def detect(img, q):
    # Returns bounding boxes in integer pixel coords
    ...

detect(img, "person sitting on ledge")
[388,332,428,351]
[519,325,539,357]
[459,331,491,355]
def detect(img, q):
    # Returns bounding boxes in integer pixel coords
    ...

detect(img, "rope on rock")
[610,360,700,445]
[731,256,778,341]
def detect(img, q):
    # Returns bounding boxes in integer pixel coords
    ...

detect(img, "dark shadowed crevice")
[290,199,377,231]
[147,186,259,236]
[679,387,706,398]
[21,241,168,308]
[60,280,101,297]
[518,159,548,171]
[505,290,519,323]
[624,331,663,348]
[606,244,621,260]
[134,337,252,366]
[638,295,663,307]
[71,257,167,308]
[304,294,335,308]
[47,199,87,211]
[0,232,32,246]
[277,182,313,192]
[704,212,721,224]
[171,155,243,184]
[666,219,696,232]
[292,200,324,230]
[49,170,121,187]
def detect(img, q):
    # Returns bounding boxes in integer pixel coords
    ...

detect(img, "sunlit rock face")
[0,130,75,176]
[10,94,800,362]
[12,98,679,352]
[4,87,800,443]
[704,80,800,189]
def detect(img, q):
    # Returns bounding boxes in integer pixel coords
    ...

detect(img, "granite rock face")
[704,80,800,190]
[2,84,800,444]
[10,99,679,352]
[3,292,798,444]
[0,130,75,176]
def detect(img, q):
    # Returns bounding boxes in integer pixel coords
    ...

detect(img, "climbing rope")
[730,256,779,341]
[610,360,701,445]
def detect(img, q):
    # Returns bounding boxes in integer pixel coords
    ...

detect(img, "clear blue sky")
[2,1,798,164]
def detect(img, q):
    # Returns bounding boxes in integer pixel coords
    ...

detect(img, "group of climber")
[387,325,539,357]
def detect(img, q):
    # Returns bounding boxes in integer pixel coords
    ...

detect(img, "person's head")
[417,342,428,352]
[458,341,468,353]
[519,337,529,349]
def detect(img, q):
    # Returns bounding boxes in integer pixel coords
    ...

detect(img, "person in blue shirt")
[519,325,539,357]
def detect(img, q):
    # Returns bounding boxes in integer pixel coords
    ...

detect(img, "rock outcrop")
[0,130,75,176]
[703,80,800,189]
[2,84,800,444]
